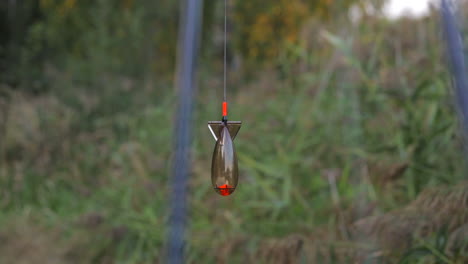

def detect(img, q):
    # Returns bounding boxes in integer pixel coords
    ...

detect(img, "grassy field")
[0,3,468,264]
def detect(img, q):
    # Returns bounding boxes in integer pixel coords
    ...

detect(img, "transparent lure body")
[211,125,238,196]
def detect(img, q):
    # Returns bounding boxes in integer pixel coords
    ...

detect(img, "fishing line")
[222,0,228,123]
[224,0,227,103]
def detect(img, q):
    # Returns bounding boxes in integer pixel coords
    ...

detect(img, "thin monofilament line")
[223,0,227,102]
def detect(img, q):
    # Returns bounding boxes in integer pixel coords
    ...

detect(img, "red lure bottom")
[208,103,242,196]
[215,184,236,196]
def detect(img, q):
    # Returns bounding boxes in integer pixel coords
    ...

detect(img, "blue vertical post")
[168,0,203,263]
[441,0,468,134]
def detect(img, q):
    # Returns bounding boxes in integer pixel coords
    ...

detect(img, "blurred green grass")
[1,1,468,264]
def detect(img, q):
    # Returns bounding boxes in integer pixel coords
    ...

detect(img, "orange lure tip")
[222,102,228,117]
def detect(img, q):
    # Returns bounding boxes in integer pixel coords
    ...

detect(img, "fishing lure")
[208,103,241,196]
[208,0,241,196]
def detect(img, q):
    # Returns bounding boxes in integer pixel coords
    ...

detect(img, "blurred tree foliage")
[1,0,178,90]
[0,0,43,91]
[233,0,358,64]
[0,0,362,91]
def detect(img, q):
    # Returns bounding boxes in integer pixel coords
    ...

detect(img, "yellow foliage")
[39,0,76,17]
[59,0,76,16]
[122,0,134,10]
[233,0,357,63]
[234,0,309,62]
[39,0,53,9]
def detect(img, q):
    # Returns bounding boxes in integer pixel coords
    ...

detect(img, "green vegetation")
[0,0,467,263]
